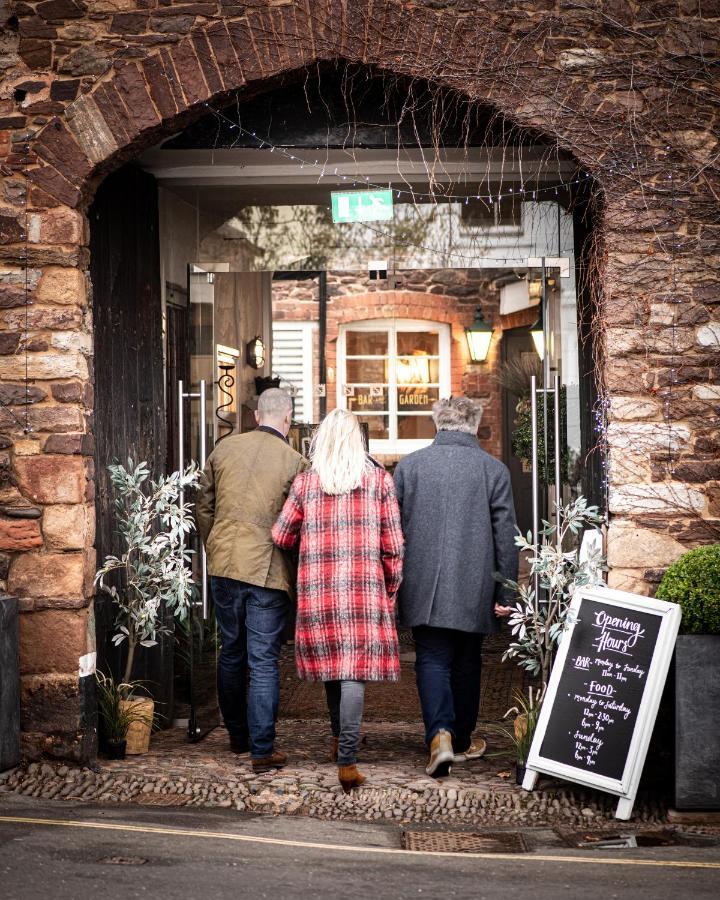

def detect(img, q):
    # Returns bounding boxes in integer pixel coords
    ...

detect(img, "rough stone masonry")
[0,1,718,760]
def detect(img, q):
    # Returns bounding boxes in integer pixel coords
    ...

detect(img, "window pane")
[397,386,439,412]
[347,386,388,413]
[357,415,389,439]
[396,357,439,384]
[398,415,436,439]
[346,358,387,383]
[346,331,388,355]
[397,332,439,355]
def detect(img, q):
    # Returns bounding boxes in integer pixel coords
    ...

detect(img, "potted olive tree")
[95,460,199,755]
[656,545,720,810]
[495,496,606,779]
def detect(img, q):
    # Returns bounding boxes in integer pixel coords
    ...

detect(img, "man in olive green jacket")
[196,389,308,772]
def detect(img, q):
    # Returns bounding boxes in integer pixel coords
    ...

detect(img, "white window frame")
[272,321,317,423]
[337,318,451,455]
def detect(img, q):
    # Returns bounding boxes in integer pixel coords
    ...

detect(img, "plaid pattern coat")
[272,465,404,682]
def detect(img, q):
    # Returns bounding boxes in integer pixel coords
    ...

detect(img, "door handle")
[178,379,210,620]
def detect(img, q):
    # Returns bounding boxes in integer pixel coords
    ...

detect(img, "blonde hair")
[310,408,369,495]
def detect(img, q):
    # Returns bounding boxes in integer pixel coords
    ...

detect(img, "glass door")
[175,268,220,742]
[528,257,585,552]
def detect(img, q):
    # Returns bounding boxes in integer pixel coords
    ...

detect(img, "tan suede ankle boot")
[338,764,366,793]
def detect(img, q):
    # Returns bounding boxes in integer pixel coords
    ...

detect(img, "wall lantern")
[246,336,266,370]
[530,304,545,360]
[465,307,494,363]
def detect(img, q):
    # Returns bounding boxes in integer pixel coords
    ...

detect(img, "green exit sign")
[331,189,394,223]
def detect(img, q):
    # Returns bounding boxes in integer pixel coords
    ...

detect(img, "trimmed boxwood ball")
[656,545,720,634]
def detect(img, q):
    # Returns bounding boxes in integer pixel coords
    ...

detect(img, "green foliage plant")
[656,545,720,635]
[496,496,606,688]
[511,387,569,485]
[486,686,545,765]
[95,672,153,743]
[95,460,200,689]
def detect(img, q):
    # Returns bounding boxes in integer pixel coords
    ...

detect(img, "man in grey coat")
[394,396,518,777]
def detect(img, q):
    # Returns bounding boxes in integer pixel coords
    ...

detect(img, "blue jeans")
[211,577,290,759]
[413,626,483,751]
[324,680,366,766]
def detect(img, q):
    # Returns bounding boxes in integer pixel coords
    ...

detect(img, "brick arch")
[25,2,595,210]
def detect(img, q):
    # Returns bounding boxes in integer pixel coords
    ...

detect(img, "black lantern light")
[246,335,266,369]
[465,307,494,363]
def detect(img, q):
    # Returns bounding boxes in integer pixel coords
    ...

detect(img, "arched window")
[338,319,452,454]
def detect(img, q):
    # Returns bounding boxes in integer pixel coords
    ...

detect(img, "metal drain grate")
[403,830,528,854]
[98,856,147,866]
[135,794,188,807]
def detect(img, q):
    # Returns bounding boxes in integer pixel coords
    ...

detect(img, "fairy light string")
[201,102,593,205]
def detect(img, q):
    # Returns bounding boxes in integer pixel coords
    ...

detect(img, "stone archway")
[1,1,716,760]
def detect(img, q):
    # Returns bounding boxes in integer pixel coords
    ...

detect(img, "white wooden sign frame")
[522,585,681,820]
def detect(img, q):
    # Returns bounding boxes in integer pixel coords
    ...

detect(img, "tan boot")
[426,729,453,777]
[330,737,339,763]
[338,764,366,793]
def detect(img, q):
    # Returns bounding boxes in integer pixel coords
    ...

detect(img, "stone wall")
[0,1,718,758]
[272,268,504,461]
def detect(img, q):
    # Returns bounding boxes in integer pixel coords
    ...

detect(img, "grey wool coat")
[393,430,519,635]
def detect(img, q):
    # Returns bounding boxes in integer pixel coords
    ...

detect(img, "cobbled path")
[0,719,667,827]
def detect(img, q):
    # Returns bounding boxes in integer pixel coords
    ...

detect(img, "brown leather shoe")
[338,764,366,793]
[330,737,339,762]
[251,750,287,773]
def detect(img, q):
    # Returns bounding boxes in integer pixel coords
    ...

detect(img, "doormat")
[134,794,188,807]
[402,830,528,854]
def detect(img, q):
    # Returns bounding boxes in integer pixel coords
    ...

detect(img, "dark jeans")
[324,680,366,766]
[211,576,290,759]
[412,625,483,752]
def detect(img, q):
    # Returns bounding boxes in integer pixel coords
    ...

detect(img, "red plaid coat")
[272,465,404,682]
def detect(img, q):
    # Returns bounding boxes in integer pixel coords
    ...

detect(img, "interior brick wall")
[272,269,504,460]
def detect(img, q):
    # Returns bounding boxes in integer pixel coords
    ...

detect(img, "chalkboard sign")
[522,586,681,820]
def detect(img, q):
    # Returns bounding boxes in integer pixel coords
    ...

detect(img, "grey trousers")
[324,680,366,766]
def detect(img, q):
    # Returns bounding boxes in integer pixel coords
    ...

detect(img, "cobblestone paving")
[0,636,667,826]
[0,719,668,827]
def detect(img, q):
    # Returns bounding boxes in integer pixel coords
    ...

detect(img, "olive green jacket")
[195,429,308,594]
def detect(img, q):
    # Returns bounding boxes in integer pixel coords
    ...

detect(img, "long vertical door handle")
[554,374,562,548]
[199,379,208,619]
[530,374,539,600]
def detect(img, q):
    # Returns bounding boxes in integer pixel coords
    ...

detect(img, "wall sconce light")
[246,336,266,370]
[530,304,545,360]
[465,307,494,363]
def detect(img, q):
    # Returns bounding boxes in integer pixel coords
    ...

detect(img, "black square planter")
[0,593,20,772]
[675,634,720,810]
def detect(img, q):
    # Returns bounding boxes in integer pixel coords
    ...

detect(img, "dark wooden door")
[90,164,173,722]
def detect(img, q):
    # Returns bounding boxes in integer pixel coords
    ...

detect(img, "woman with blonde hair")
[272,408,404,792]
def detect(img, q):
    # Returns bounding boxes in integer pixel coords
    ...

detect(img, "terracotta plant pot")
[120,696,154,755]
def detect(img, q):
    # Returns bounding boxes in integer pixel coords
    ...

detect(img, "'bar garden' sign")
[522,586,681,820]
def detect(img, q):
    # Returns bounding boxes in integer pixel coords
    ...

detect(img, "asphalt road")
[0,796,719,900]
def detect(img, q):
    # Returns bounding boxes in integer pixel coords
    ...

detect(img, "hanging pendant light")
[530,303,545,360]
[465,307,494,363]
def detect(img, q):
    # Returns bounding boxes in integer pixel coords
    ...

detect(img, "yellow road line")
[1,815,719,870]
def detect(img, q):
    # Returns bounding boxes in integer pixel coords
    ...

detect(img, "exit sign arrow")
[331,189,394,223]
